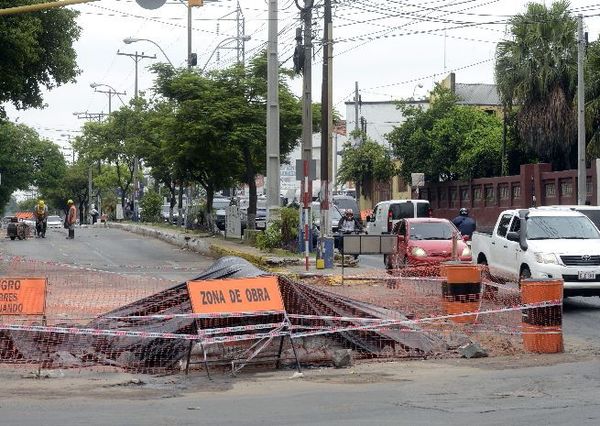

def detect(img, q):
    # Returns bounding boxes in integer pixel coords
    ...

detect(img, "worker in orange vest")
[66,199,77,239]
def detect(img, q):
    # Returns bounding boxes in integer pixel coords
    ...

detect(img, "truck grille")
[560,255,600,266]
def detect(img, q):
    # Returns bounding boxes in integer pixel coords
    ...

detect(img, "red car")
[385,218,472,269]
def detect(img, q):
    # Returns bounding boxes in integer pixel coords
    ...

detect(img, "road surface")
[2,226,600,425]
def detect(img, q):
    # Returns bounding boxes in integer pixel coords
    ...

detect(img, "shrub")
[255,222,282,252]
[140,189,162,222]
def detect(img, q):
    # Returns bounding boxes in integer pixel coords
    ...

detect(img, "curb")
[105,222,299,271]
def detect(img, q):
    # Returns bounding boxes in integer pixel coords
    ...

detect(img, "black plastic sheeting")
[0,257,445,370]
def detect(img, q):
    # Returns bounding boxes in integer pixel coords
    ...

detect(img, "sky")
[6,0,600,156]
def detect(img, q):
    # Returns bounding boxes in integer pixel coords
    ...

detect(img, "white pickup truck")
[471,208,600,297]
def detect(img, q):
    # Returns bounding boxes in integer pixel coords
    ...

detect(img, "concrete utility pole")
[577,15,586,205]
[266,0,280,220]
[295,0,314,270]
[117,50,156,222]
[319,0,333,255]
[354,81,360,138]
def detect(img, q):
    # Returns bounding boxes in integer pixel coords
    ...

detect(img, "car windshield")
[575,209,600,230]
[48,216,61,221]
[212,199,230,209]
[409,222,455,240]
[527,216,600,240]
[333,198,358,214]
[312,204,342,222]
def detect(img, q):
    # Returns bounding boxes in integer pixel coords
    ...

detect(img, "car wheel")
[519,266,531,289]
[10,236,15,241]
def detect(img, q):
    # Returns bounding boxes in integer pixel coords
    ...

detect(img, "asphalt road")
[0,225,213,282]
[2,226,600,424]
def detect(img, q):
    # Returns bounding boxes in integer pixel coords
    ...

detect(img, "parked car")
[471,208,600,297]
[241,198,267,231]
[311,202,343,247]
[366,199,432,235]
[332,195,361,223]
[385,218,471,269]
[213,198,231,231]
[47,215,63,228]
[161,205,180,224]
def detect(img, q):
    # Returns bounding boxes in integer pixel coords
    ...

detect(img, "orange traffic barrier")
[441,263,481,324]
[520,278,563,353]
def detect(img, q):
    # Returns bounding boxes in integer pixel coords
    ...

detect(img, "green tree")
[0,121,66,215]
[140,189,162,223]
[337,134,397,200]
[0,1,80,116]
[387,86,510,182]
[495,1,577,169]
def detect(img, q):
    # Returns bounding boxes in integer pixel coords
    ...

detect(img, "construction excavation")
[0,255,562,375]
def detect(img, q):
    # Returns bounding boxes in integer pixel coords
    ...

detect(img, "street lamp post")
[123,37,174,67]
[201,35,251,72]
[90,82,126,115]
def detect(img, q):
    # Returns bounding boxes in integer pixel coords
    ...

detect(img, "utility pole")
[295,0,314,270]
[577,15,586,205]
[74,111,105,224]
[319,0,333,263]
[354,81,360,138]
[266,0,280,221]
[117,50,156,222]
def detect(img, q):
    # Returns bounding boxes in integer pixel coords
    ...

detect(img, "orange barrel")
[520,278,563,353]
[441,263,481,324]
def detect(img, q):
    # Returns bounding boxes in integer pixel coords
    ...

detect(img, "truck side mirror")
[506,231,519,242]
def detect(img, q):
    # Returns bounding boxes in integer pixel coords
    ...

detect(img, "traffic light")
[188,0,204,6]
[188,53,198,67]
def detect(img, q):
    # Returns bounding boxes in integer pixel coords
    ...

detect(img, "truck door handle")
[491,241,495,245]
[503,245,508,248]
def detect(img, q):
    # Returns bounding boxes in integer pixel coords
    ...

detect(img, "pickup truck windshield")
[409,222,454,240]
[527,216,600,240]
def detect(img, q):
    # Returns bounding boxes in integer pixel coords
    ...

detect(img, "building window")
[474,187,482,201]
[512,185,521,199]
[560,181,572,196]
[439,189,447,201]
[460,187,470,202]
[545,183,556,197]
[485,186,494,201]
[587,178,593,195]
[499,184,509,200]
[450,189,458,201]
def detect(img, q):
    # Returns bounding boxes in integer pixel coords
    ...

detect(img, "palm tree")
[495,1,578,169]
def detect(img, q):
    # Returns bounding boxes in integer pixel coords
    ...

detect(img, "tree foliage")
[495,0,577,169]
[0,121,67,215]
[337,134,396,198]
[387,86,508,182]
[0,1,80,116]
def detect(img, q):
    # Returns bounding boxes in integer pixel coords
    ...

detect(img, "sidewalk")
[104,221,379,277]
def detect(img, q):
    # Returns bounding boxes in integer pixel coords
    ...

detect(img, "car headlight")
[461,246,471,257]
[533,252,559,264]
[411,247,427,257]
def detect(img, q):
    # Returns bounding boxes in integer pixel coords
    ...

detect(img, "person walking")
[65,199,77,239]
[452,208,476,238]
[34,200,48,238]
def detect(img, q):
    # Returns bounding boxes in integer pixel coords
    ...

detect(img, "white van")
[366,199,431,235]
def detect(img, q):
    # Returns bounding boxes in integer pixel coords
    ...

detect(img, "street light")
[90,82,126,114]
[201,35,251,72]
[412,83,424,100]
[123,37,174,67]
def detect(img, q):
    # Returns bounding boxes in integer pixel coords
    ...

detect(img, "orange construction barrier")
[520,278,563,353]
[441,263,481,324]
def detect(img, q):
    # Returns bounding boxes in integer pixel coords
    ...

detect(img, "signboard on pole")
[0,277,47,315]
[411,173,425,188]
[225,204,241,238]
[187,276,284,315]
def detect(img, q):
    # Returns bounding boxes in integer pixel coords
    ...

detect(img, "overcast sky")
[6,0,600,154]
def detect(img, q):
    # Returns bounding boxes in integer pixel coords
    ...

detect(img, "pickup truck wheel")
[519,266,531,288]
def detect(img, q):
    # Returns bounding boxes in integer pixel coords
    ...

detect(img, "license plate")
[256,221,266,228]
[578,271,597,280]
